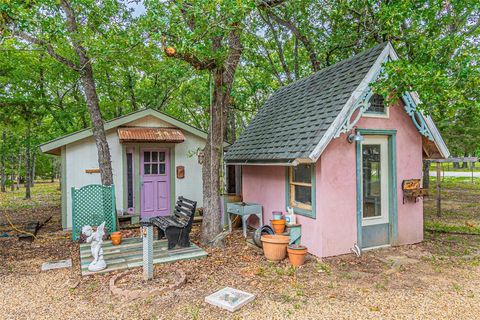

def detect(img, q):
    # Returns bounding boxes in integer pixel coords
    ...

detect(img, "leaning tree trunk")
[58,0,113,186]
[80,64,114,186]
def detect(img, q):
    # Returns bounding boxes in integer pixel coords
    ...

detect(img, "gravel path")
[1,229,480,320]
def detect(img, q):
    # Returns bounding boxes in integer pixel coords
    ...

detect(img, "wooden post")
[436,162,441,217]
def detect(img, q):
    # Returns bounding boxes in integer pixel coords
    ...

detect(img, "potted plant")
[287,244,308,267]
[271,219,286,234]
[261,234,290,261]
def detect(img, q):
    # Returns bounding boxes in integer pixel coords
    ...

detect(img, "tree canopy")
[0,0,478,199]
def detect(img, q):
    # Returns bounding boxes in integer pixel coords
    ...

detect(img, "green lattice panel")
[72,184,117,240]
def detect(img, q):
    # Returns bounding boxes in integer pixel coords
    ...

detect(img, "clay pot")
[261,234,290,261]
[252,225,275,248]
[271,219,286,234]
[110,231,122,245]
[287,245,308,267]
[272,211,283,220]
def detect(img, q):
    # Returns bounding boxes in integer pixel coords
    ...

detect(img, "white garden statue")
[82,222,107,272]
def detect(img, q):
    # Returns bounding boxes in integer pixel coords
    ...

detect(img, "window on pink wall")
[287,164,316,218]
[366,93,387,115]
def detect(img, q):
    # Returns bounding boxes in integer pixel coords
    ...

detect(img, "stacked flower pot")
[260,211,308,267]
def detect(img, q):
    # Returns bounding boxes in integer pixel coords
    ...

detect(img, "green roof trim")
[40,108,209,154]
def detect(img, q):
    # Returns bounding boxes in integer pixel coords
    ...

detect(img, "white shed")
[40,108,208,230]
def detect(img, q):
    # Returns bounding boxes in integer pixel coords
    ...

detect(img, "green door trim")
[355,129,398,248]
[61,146,67,229]
[123,143,176,215]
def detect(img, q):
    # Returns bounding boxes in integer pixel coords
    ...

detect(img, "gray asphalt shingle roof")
[225,43,387,163]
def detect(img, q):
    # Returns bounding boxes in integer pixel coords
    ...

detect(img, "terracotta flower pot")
[261,234,290,261]
[287,245,308,267]
[110,231,122,245]
[271,219,286,234]
[272,211,283,220]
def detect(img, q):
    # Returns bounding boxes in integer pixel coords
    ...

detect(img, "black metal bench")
[150,196,197,250]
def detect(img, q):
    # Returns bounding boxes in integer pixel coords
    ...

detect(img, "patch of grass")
[185,305,200,320]
[452,283,462,292]
[315,262,332,275]
[374,277,389,291]
[0,181,60,212]
[264,262,297,277]
[425,221,480,235]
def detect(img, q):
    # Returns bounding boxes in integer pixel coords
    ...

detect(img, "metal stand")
[141,220,153,281]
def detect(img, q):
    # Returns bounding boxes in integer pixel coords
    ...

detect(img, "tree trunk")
[60,0,113,186]
[423,160,430,189]
[31,151,36,187]
[0,131,5,192]
[200,28,242,246]
[25,124,31,200]
[81,67,114,186]
[17,153,21,190]
[126,72,137,111]
[51,157,55,182]
[10,156,15,191]
[200,69,228,246]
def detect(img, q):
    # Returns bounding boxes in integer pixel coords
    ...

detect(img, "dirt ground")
[1,181,480,320]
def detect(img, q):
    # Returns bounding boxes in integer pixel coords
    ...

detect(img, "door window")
[362,145,381,218]
[143,151,167,175]
[361,136,389,226]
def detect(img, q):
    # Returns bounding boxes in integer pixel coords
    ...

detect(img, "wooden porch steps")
[79,237,207,276]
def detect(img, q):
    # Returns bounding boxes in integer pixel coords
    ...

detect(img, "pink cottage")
[225,43,449,258]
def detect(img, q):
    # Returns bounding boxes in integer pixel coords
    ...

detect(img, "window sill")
[292,206,316,219]
[363,109,389,119]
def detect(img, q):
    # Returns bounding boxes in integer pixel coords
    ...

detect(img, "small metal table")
[226,202,263,238]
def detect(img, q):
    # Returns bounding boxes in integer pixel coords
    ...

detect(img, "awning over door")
[118,127,185,143]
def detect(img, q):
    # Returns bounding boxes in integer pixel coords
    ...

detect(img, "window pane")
[144,152,150,163]
[159,163,166,174]
[150,163,158,174]
[366,93,386,114]
[152,152,158,162]
[144,164,151,175]
[362,144,381,218]
[294,185,311,206]
[292,164,311,183]
[159,152,165,162]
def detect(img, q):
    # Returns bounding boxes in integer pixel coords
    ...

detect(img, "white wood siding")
[63,115,206,229]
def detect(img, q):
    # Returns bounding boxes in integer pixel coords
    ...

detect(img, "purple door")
[141,149,170,217]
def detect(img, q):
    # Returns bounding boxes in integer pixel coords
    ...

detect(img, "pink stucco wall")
[242,101,424,258]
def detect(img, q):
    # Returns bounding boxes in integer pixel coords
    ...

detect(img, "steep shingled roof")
[225,43,388,163]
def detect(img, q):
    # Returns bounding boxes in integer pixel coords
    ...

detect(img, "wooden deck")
[80,237,207,276]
